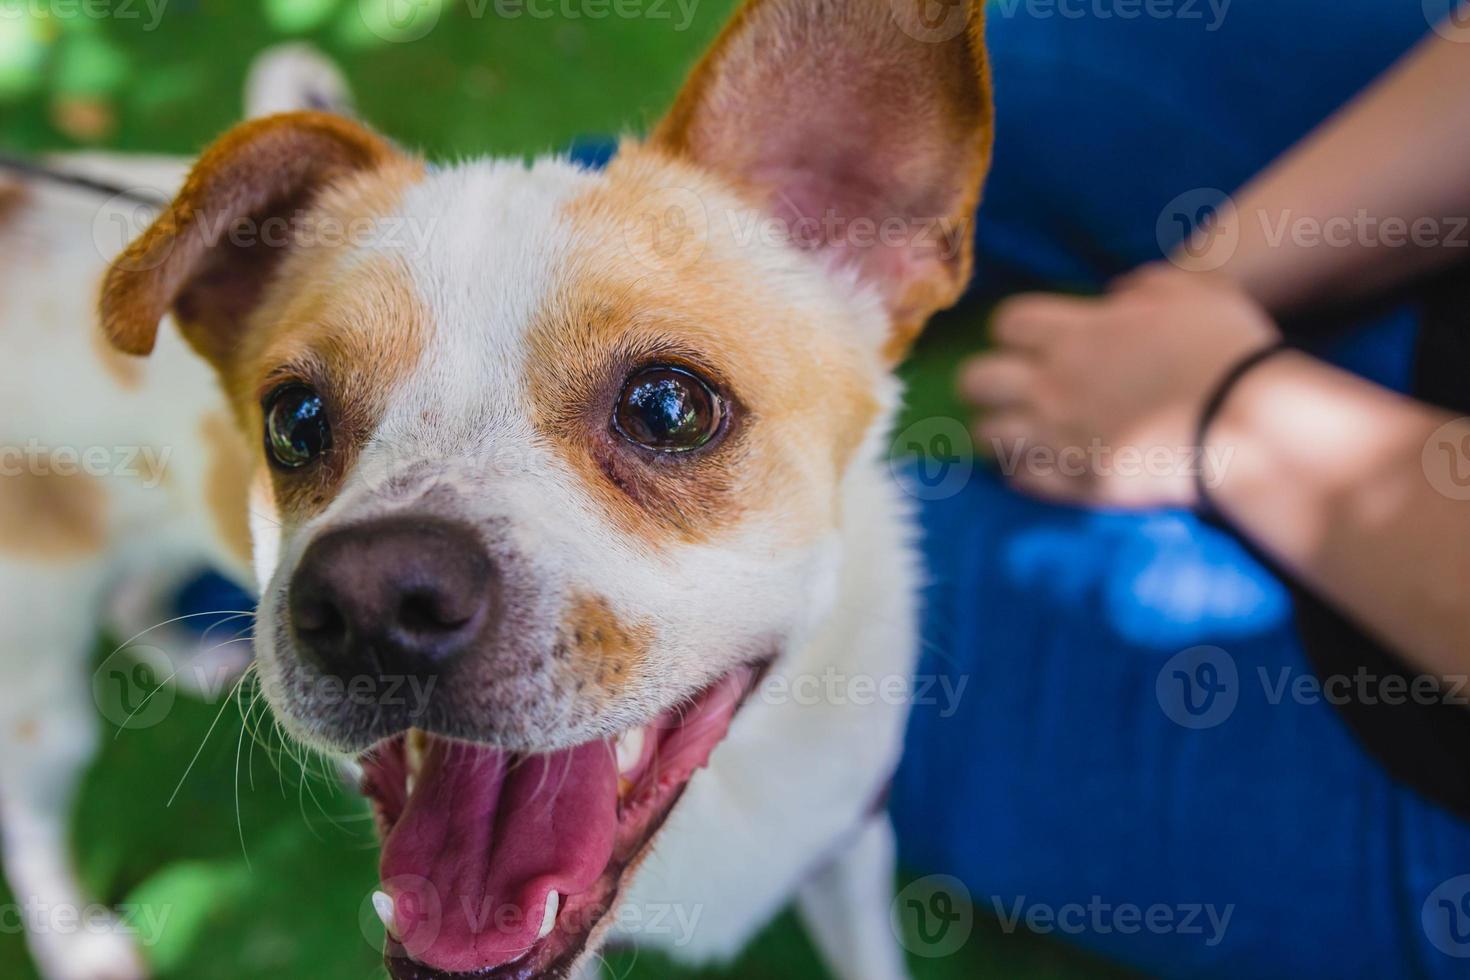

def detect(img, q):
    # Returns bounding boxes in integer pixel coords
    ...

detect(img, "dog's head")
[100,1,991,975]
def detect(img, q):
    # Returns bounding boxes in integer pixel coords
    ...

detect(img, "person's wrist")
[1111,260,1232,296]
[1196,349,1307,518]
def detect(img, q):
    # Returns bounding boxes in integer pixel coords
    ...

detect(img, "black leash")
[0,152,167,207]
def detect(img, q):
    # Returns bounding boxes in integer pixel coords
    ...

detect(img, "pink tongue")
[379,738,617,973]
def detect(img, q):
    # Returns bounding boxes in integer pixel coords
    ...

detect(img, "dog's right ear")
[99,111,399,362]
[650,0,992,361]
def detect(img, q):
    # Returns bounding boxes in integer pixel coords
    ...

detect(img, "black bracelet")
[1194,339,1291,520]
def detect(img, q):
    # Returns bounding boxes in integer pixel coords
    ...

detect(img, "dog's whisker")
[111,665,183,739]
[112,623,258,737]
[238,681,274,772]
[110,621,253,737]
[588,942,629,980]
[248,507,283,529]
[232,664,258,871]
[166,667,253,808]
[99,610,258,673]
[195,611,257,646]
[271,717,293,798]
[238,696,293,795]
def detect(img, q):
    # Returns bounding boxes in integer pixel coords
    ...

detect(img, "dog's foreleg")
[796,813,910,980]
[0,626,147,980]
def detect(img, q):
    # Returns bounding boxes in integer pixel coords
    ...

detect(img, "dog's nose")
[288,517,494,681]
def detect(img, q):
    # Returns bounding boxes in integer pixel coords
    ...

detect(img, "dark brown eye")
[613,366,725,453]
[264,384,331,469]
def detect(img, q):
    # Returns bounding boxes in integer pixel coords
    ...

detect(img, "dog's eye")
[264,384,331,469]
[613,366,725,453]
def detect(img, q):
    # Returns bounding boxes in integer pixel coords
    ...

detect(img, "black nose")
[288,516,494,681]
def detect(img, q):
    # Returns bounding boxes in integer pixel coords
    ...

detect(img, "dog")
[14,1,993,977]
[0,45,352,980]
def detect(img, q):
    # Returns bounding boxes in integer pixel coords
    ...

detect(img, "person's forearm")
[1208,351,1470,682]
[1180,18,1470,315]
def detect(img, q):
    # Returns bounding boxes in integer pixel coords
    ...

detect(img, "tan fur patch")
[135,447,170,489]
[527,148,879,550]
[651,0,992,360]
[92,113,428,532]
[98,112,403,359]
[0,181,26,226]
[559,593,652,692]
[201,412,255,567]
[226,163,430,525]
[153,156,430,528]
[92,320,144,389]
[0,466,107,562]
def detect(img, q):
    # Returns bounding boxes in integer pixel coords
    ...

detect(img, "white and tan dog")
[9,2,992,978]
[0,46,352,980]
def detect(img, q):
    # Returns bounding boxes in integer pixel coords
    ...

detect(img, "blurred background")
[0,1,1127,976]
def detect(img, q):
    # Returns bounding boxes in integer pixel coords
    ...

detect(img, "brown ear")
[652,0,992,358]
[99,111,400,361]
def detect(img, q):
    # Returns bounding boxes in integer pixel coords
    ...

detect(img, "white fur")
[5,56,924,980]
[0,49,350,980]
[0,161,238,980]
[243,156,919,977]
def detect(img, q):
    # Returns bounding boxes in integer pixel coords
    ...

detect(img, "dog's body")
[608,428,919,973]
[0,49,345,980]
[3,4,991,978]
[0,159,246,980]
[4,152,919,980]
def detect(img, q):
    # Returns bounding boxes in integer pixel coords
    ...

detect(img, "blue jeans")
[888,3,1470,978]
[892,473,1470,978]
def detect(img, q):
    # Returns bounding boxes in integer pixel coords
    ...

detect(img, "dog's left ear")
[652,0,992,360]
[99,111,401,361]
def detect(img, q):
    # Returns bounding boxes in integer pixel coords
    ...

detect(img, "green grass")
[0,3,1134,977]
[0,641,1140,980]
[0,0,738,158]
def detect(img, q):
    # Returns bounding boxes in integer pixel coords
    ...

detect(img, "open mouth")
[359,665,762,979]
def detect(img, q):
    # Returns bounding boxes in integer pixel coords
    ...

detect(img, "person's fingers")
[957,354,1037,409]
[1111,262,1228,298]
[991,292,1096,352]
[1010,465,1091,505]
[976,414,1094,504]
[1108,262,1178,294]
[973,411,1036,460]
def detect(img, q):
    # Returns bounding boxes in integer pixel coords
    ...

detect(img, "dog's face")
[101,2,991,975]
[235,150,899,752]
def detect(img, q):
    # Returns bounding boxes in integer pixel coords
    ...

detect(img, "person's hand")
[959,265,1281,508]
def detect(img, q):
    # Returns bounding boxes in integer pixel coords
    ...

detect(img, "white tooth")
[406,730,426,773]
[405,730,426,797]
[615,727,646,775]
[372,890,396,936]
[538,891,560,941]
